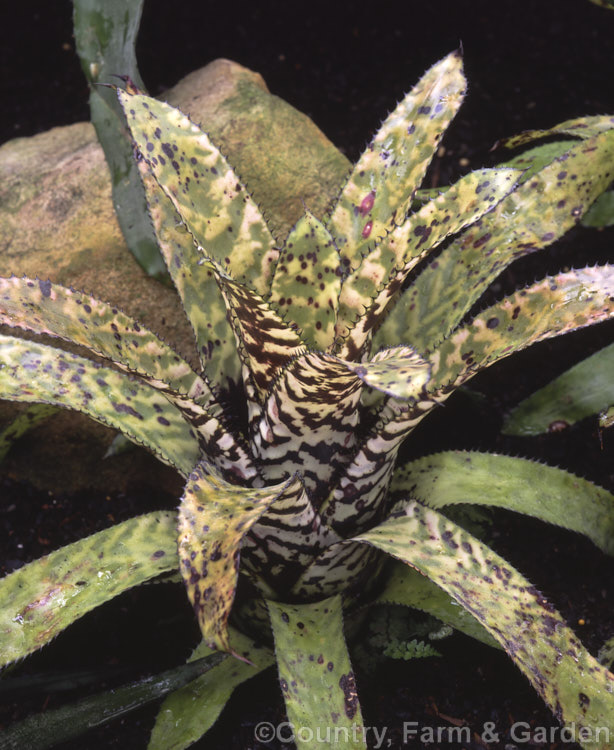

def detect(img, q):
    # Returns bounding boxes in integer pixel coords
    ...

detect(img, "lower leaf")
[0,511,178,667]
[267,595,367,750]
[354,501,614,745]
[148,627,274,750]
[0,652,224,750]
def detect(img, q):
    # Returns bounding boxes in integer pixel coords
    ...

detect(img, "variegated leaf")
[429,265,614,390]
[290,539,383,601]
[375,130,614,354]
[328,51,466,271]
[393,451,614,555]
[269,211,342,350]
[149,628,274,750]
[335,167,520,355]
[503,343,614,435]
[251,351,362,505]
[117,90,277,295]
[0,275,212,403]
[244,475,341,592]
[355,502,614,741]
[0,511,177,667]
[267,596,366,750]
[177,464,301,654]
[500,114,614,149]
[0,335,200,476]
[343,345,430,400]
[210,264,306,400]
[375,560,498,648]
[140,166,241,388]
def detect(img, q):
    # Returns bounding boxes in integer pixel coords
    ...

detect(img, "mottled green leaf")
[0,404,57,460]
[210,265,306,400]
[269,211,341,349]
[328,51,466,271]
[344,346,431,400]
[139,164,241,387]
[117,90,277,295]
[0,335,200,476]
[267,596,366,749]
[501,114,614,149]
[582,190,614,228]
[375,560,498,648]
[504,343,614,436]
[430,265,614,390]
[72,0,167,279]
[0,276,211,402]
[0,511,177,667]
[355,502,614,740]
[336,167,520,355]
[376,131,614,354]
[393,451,614,554]
[252,351,362,504]
[149,629,273,750]
[588,0,614,8]
[1,652,224,750]
[177,464,301,653]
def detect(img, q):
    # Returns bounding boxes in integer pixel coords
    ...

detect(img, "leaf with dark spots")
[267,596,366,749]
[355,501,614,735]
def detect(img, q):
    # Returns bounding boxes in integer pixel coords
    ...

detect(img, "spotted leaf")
[140,167,241,388]
[117,90,277,295]
[0,335,200,476]
[377,130,614,354]
[343,346,431,400]
[0,403,57,460]
[393,451,614,555]
[0,275,212,403]
[355,502,614,740]
[375,560,498,648]
[335,167,520,356]
[500,113,614,149]
[328,51,466,272]
[429,265,614,390]
[267,596,366,749]
[177,464,302,654]
[0,511,177,667]
[269,211,341,350]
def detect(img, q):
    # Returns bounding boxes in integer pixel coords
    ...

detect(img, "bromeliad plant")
[2,52,614,749]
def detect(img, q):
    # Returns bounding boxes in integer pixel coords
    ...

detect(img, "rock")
[0,59,350,493]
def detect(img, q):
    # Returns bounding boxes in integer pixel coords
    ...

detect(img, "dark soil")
[2,1,614,749]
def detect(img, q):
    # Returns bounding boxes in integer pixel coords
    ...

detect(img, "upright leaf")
[267,596,367,750]
[269,211,341,350]
[377,130,614,353]
[72,0,166,278]
[0,512,177,667]
[117,90,277,295]
[328,51,466,271]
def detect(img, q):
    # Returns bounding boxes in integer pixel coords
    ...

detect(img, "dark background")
[2,2,614,749]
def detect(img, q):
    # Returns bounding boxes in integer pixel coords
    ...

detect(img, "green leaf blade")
[0,335,200,476]
[0,511,177,667]
[503,343,614,435]
[328,51,466,271]
[393,451,614,555]
[355,502,614,740]
[267,596,367,750]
